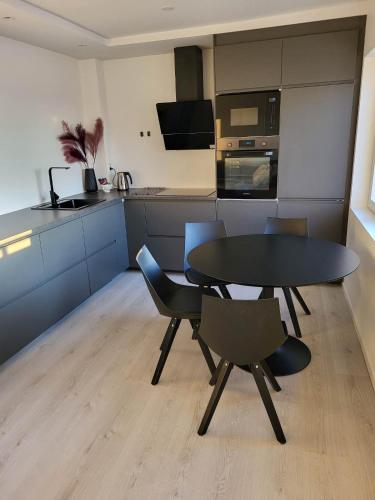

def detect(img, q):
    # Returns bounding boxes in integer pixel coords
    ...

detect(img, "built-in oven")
[216,90,280,140]
[216,136,279,199]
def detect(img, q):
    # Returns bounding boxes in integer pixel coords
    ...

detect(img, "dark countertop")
[0,188,217,247]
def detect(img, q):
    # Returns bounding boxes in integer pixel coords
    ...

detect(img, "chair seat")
[185,267,228,287]
[164,285,219,319]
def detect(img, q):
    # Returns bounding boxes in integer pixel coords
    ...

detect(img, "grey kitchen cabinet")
[282,30,358,85]
[278,84,354,199]
[145,201,216,237]
[114,202,129,270]
[86,241,120,293]
[124,200,147,268]
[83,202,129,292]
[217,200,277,236]
[147,237,185,271]
[277,199,344,243]
[0,234,44,309]
[82,203,120,256]
[40,218,86,280]
[0,261,90,364]
[215,39,282,92]
[0,199,129,366]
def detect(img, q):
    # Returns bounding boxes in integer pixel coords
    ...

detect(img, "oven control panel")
[217,136,279,151]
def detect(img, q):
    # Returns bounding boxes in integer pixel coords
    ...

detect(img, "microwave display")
[230,107,259,127]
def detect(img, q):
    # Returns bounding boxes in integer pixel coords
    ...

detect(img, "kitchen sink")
[31,198,104,211]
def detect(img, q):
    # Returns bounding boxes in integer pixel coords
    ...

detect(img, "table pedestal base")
[265,335,311,376]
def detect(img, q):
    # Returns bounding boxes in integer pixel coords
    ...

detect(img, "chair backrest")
[184,220,227,272]
[199,295,286,365]
[136,245,176,317]
[264,217,308,237]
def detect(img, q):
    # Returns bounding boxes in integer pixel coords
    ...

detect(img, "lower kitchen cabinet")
[125,199,216,270]
[86,242,120,293]
[0,261,90,364]
[147,237,185,271]
[0,199,129,365]
[277,199,345,242]
[124,200,147,268]
[145,201,216,236]
[83,201,129,292]
[217,200,278,236]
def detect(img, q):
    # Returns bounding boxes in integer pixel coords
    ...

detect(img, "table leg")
[282,287,302,338]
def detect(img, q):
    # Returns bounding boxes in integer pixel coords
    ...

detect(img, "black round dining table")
[188,234,360,376]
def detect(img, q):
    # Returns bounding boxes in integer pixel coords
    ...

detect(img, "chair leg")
[282,287,302,338]
[160,318,175,350]
[291,287,311,315]
[251,363,286,444]
[260,360,281,392]
[189,320,216,376]
[198,360,233,436]
[152,318,181,385]
[197,335,217,376]
[218,284,232,299]
[209,358,224,386]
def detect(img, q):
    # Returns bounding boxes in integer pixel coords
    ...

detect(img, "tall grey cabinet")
[214,17,365,243]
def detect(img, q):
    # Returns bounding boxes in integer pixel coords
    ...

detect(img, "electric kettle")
[116,171,133,191]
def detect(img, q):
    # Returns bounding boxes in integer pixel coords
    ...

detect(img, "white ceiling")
[0,0,368,59]
[27,0,361,38]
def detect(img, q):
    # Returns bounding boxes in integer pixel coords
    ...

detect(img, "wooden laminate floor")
[0,271,374,500]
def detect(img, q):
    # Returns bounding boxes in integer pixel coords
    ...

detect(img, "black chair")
[264,217,311,338]
[184,221,232,299]
[197,295,287,443]
[136,245,218,385]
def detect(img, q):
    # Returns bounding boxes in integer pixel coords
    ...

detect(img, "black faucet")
[49,167,70,207]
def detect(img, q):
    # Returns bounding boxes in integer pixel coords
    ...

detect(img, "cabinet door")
[145,201,216,237]
[278,84,354,199]
[82,203,119,257]
[0,234,44,308]
[282,31,358,85]
[215,39,282,92]
[0,261,90,364]
[147,237,185,271]
[86,242,119,293]
[124,201,147,268]
[113,202,129,270]
[217,200,277,236]
[40,218,86,280]
[277,199,344,243]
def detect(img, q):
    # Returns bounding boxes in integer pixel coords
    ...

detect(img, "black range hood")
[156,46,215,150]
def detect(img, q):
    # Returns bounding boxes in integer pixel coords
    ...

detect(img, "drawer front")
[217,200,278,236]
[86,242,120,293]
[0,261,90,364]
[147,237,185,271]
[40,218,86,280]
[0,234,44,308]
[145,201,216,237]
[82,204,119,256]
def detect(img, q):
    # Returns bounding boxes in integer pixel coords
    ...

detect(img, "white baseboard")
[343,283,375,391]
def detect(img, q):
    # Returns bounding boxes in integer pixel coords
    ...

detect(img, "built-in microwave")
[216,90,280,141]
[216,136,279,199]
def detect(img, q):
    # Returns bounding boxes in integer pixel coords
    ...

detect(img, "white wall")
[101,50,215,188]
[344,2,375,388]
[0,37,84,215]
